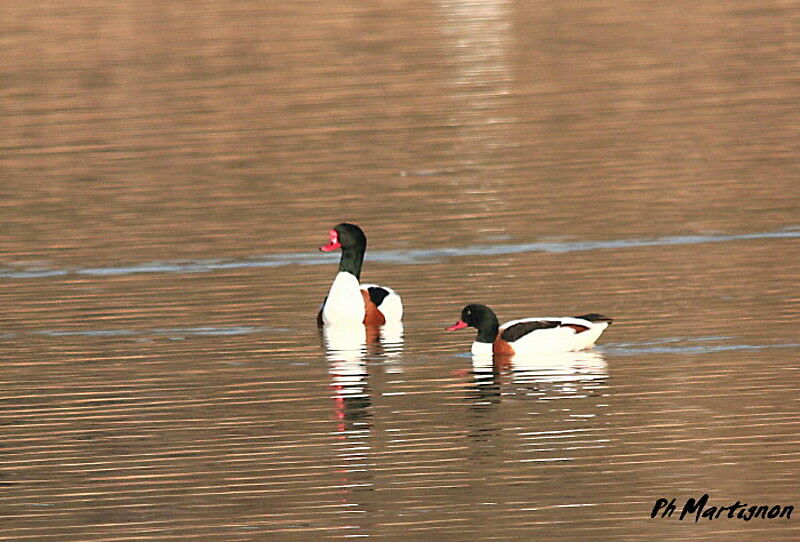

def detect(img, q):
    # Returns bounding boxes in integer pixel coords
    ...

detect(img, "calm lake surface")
[2,1,799,540]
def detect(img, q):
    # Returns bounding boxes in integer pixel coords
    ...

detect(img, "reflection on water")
[323,323,407,536]
[322,322,405,439]
[462,351,610,477]
[466,367,503,412]
[323,323,369,363]
[500,350,606,390]
[466,351,608,414]
[438,0,516,226]
[322,322,404,362]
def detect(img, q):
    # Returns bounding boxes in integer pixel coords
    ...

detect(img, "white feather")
[360,284,403,324]
[471,341,494,360]
[321,272,365,325]
[499,317,609,354]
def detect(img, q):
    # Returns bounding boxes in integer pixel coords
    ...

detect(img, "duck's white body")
[321,272,365,325]
[320,274,403,326]
[496,316,610,354]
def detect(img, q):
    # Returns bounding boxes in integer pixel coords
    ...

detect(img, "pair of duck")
[318,223,612,357]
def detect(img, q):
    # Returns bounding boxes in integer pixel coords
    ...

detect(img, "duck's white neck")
[322,272,365,325]
[471,341,494,360]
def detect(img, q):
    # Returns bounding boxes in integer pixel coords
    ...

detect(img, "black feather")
[574,313,613,323]
[316,296,328,327]
[367,286,390,307]
[501,320,560,342]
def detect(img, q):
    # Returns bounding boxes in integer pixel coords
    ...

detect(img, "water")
[2,1,799,540]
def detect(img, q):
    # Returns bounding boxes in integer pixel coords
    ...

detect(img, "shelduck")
[447,304,611,357]
[318,223,403,326]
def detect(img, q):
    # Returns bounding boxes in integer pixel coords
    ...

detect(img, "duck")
[447,303,611,357]
[318,223,403,326]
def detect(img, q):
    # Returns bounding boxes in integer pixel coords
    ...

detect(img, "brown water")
[2,1,799,540]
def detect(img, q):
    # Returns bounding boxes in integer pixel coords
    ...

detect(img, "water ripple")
[604,339,800,355]
[26,325,278,338]
[607,342,800,355]
[1,228,797,279]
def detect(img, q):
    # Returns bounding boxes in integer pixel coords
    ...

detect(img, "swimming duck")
[447,303,611,357]
[318,223,403,326]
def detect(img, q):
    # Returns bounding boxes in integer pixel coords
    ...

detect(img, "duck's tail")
[575,313,613,324]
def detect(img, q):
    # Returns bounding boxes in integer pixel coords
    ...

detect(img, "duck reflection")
[465,360,502,413]
[463,351,609,464]
[319,323,405,526]
[377,322,404,364]
[465,350,608,406]
[499,350,608,398]
[320,322,405,465]
[322,324,372,431]
[322,322,405,381]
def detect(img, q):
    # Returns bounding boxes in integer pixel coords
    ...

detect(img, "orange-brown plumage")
[361,289,387,326]
[492,337,515,356]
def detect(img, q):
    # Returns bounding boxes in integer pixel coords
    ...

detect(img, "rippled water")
[2,1,799,540]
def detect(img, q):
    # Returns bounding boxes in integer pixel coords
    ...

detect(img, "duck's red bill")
[320,229,341,252]
[320,241,341,252]
[446,320,468,331]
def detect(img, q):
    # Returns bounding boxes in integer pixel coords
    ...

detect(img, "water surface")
[1,1,799,540]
